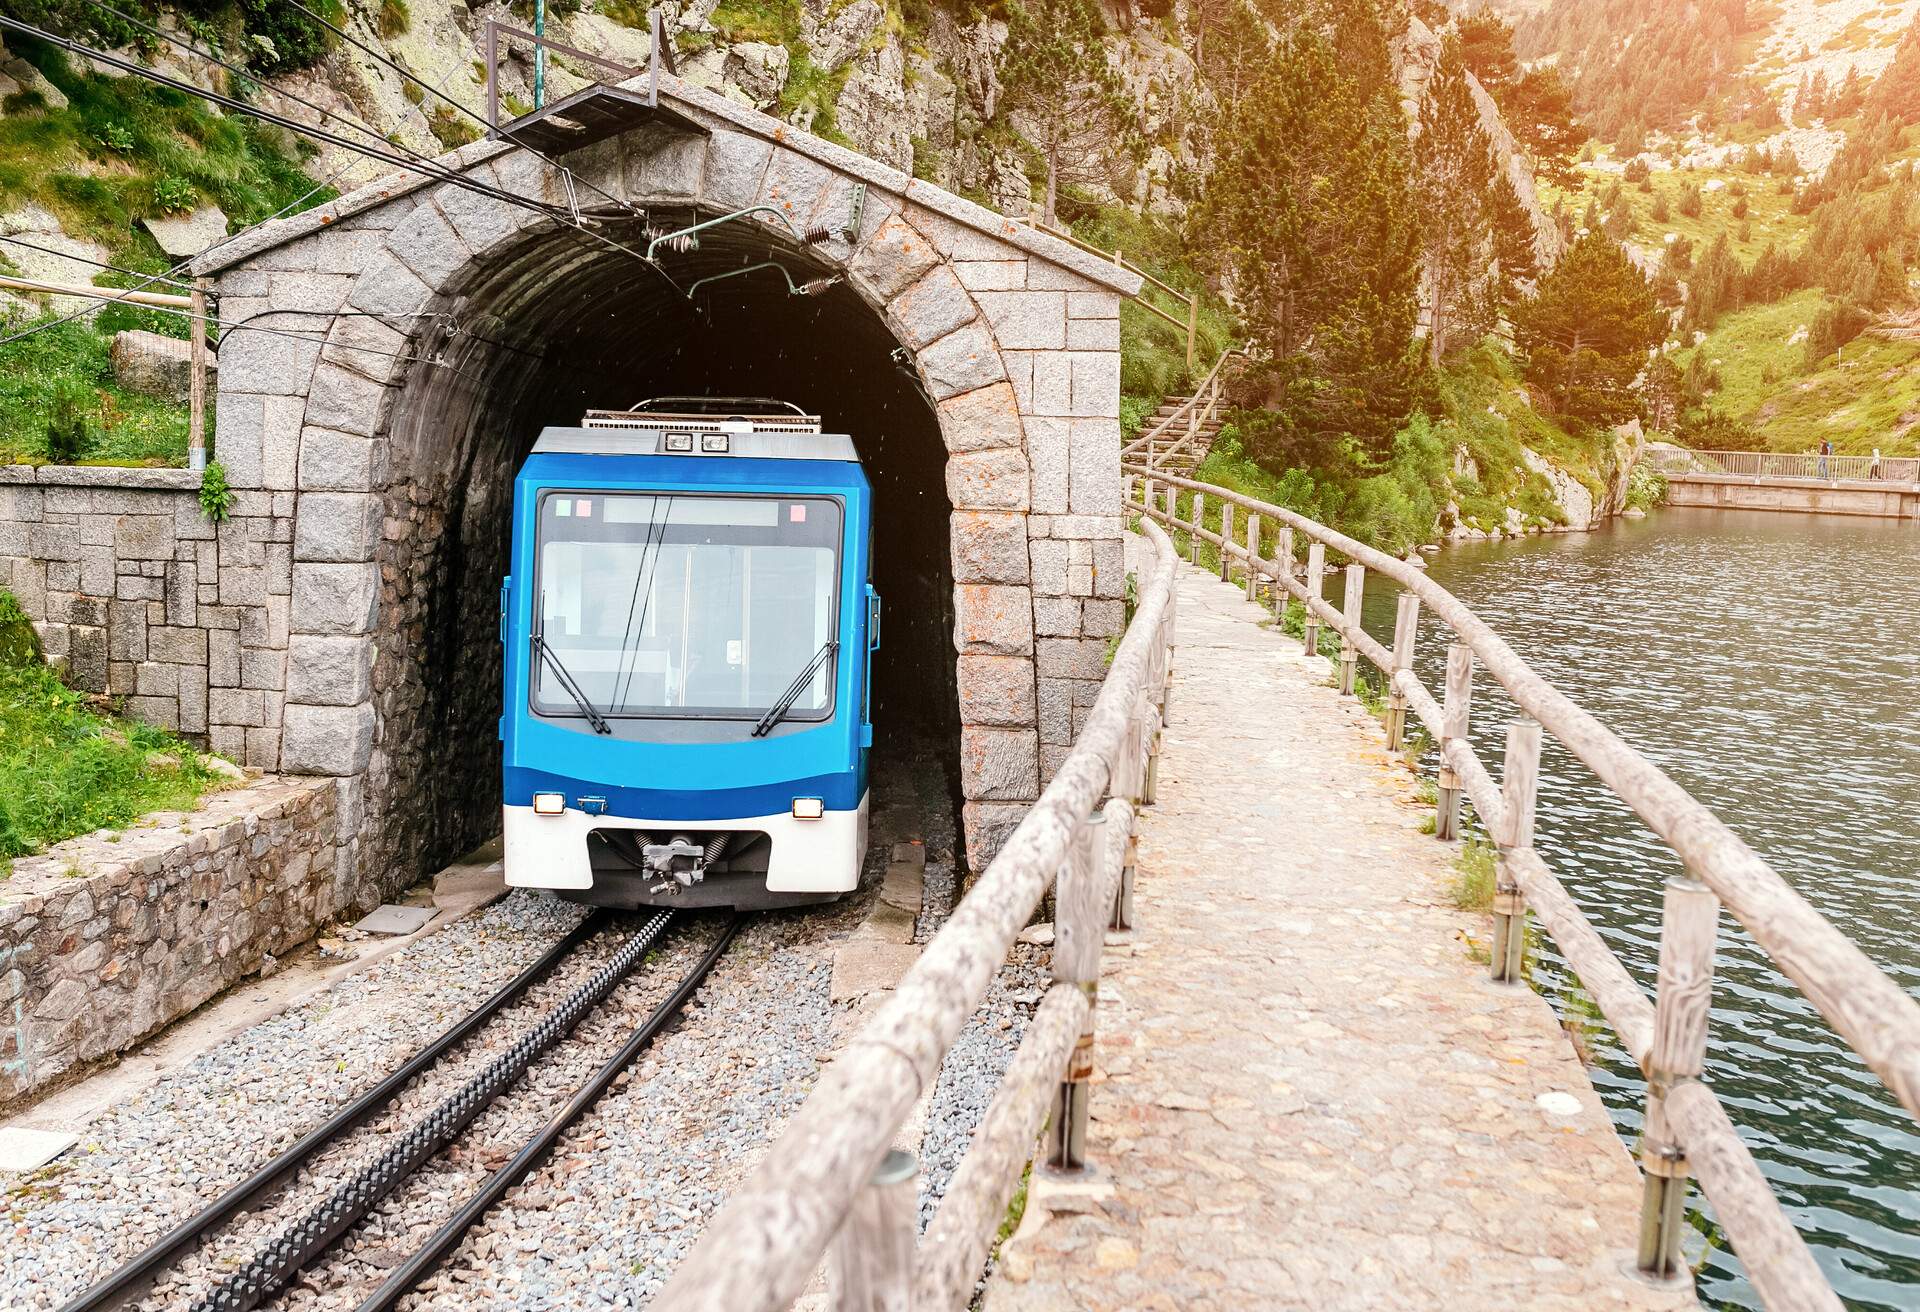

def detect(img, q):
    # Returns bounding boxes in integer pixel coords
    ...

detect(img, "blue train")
[499,399,877,910]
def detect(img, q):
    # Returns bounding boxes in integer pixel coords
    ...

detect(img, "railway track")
[58,909,741,1312]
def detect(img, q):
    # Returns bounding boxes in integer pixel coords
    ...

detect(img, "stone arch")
[195,79,1136,904]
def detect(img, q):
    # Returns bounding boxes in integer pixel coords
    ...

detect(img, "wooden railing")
[1127,466,1920,1311]
[1648,446,1920,485]
[653,520,1180,1312]
[1035,222,1201,369]
[1119,346,1246,471]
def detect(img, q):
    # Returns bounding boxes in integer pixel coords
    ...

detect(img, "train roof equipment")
[545,396,856,462]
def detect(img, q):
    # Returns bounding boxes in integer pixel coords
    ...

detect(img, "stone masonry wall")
[192,75,1136,878]
[0,777,339,1107]
[0,464,294,767]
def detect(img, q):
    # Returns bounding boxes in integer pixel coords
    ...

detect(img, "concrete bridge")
[1649,446,1920,520]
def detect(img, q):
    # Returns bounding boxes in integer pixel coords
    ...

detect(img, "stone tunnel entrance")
[381,215,961,878]
[190,77,1138,908]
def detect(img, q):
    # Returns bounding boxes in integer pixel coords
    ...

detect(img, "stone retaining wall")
[0,776,340,1107]
[0,464,297,768]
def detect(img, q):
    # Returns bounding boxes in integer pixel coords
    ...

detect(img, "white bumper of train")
[502,792,868,894]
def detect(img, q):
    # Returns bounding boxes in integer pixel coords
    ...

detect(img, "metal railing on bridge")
[1649,446,1920,485]
[653,522,1180,1312]
[1128,465,1920,1312]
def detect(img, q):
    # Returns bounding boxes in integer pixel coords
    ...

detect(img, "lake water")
[1361,507,1920,1310]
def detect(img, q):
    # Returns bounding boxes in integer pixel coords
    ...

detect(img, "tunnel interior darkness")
[372,210,960,880]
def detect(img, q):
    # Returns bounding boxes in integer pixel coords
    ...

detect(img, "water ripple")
[1359,508,1920,1311]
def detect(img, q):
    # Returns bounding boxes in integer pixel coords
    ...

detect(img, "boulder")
[111,329,212,403]
[723,42,790,110]
[803,0,885,74]
[0,40,68,111]
[141,206,228,260]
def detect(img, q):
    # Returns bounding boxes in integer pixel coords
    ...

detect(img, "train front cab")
[499,425,875,910]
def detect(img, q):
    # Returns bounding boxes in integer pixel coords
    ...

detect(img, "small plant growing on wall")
[199,460,236,523]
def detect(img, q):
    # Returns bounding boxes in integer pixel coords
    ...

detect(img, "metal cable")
[0,235,193,287]
[190,909,676,1312]
[275,0,640,219]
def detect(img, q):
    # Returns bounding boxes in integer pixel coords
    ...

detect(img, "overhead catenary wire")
[0,15,678,312]
[0,16,583,224]
[0,30,455,351]
[0,234,194,289]
[80,0,540,206]
[272,0,642,220]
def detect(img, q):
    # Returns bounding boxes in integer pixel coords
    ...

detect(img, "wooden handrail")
[1121,346,1246,465]
[1034,221,1200,368]
[653,522,1180,1312]
[1129,466,1907,1309]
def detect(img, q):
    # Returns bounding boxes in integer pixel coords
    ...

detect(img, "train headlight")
[532,792,567,816]
[791,797,825,820]
[663,431,694,453]
[700,433,730,453]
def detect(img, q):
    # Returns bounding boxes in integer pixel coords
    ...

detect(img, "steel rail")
[190,910,678,1312]
[56,913,606,1312]
[353,915,745,1312]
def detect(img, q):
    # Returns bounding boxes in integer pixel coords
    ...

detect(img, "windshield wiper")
[533,633,612,735]
[751,639,838,738]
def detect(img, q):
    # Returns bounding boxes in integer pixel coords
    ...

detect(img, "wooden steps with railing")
[1121,347,1247,475]
[1134,395,1228,472]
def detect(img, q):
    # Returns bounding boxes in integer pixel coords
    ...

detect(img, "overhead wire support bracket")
[683,262,842,301]
[644,187,866,264]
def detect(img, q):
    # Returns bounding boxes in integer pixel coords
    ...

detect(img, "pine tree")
[998,0,1134,227]
[1413,35,1502,364]
[1491,168,1541,311]
[1650,189,1670,223]
[1870,18,1920,125]
[1604,197,1635,240]
[1512,232,1665,426]
[1194,16,1421,465]
[1457,6,1518,92]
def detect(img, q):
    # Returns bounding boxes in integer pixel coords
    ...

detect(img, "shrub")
[44,381,95,464]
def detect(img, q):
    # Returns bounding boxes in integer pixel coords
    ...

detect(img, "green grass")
[1450,838,1497,913]
[0,628,224,873]
[1680,289,1920,455]
[0,315,194,465]
[0,39,327,253]
[1548,154,1813,267]
[0,38,324,468]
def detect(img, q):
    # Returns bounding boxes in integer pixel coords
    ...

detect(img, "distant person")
[1870,448,1882,480]
[1818,438,1833,479]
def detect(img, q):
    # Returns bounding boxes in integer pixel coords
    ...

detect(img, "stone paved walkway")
[984,561,1694,1312]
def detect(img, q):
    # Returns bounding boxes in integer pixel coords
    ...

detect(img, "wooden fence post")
[1244,512,1260,603]
[1491,715,1541,984]
[1185,291,1198,374]
[829,1147,918,1312]
[1189,492,1203,564]
[1302,541,1325,659]
[1436,643,1472,840]
[1637,872,1719,1279]
[1385,592,1419,751]
[1048,813,1105,1174]
[1143,477,1156,521]
[1338,563,1364,696]
[1275,526,1293,621]
[1218,501,1234,583]
[188,279,208,473]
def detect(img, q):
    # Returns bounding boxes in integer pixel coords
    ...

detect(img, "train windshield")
[533,492,841,722]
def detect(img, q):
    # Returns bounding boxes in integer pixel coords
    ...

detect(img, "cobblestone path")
[985,562,1695,1311]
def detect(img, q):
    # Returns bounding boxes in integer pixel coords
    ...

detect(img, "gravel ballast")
[2,753,1056,1311]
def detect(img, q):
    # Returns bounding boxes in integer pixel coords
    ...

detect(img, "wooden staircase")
[1132,395,1228,474]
